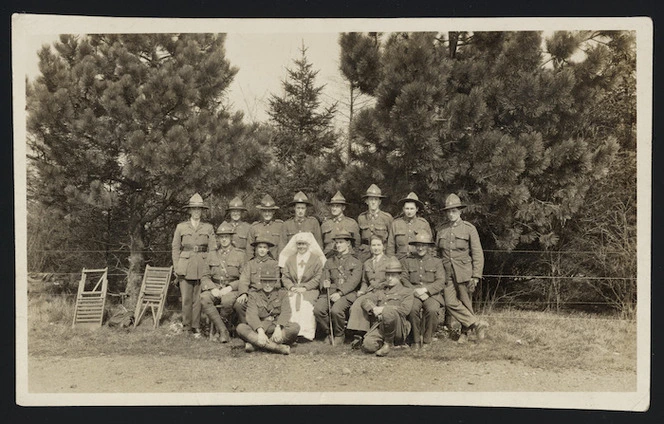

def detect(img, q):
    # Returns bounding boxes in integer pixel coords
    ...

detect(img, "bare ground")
[28,345,635,393]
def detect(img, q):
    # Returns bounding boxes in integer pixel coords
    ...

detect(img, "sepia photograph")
[13,15,652,409]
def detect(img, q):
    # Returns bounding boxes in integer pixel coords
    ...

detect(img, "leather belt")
[183,245,208,252]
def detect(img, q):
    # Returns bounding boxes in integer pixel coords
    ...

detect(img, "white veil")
[278,231,326,268]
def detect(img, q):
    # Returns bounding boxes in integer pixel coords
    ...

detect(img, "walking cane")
[323,279,334,345]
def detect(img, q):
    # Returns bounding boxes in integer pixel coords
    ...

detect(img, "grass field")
[26,294,636,374]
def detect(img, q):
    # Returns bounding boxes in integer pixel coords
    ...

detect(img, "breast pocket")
[455,233,470,250]
[394,230,407,249]
[234,233,248,249]
[374,223,388,241]
[423,265,438,283]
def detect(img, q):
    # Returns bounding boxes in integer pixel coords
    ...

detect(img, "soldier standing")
[171,193,217,338]
[234,237,279,324]
[280,191,323,252]
[246,194,283,260]
[360,257,414,356]
[356,184,393,263]
[221,196,251,257]
[436,194,486,342]
[401,233,445,349]
[320,191,361,258]
[387,192,432,260]
[313,230,363,345]
[200,222,246,343]
[236,267,299,355]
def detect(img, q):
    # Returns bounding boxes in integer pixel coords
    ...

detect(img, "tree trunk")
[126,224,145,310]
[347,84,355,164]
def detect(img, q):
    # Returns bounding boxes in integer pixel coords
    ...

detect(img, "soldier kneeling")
[235,268,300,355]
[361,258,414,357]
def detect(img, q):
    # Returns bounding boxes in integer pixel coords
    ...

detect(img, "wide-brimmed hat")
[259,267,280,282]
[251,236,276,248]
[183,193,209,209]
[408,232,435,246]
[384,257,403,273]
[227,196,247,211]
[398,192,424,209]
[362,184,386,199]
[332,230,354,241]
[289,191,313,206]
[255,194,280,210]
[328,191,349,205]
[216,222,235,235]
[441,193,467,211]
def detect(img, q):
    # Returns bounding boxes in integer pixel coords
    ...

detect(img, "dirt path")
[28,353,635,393]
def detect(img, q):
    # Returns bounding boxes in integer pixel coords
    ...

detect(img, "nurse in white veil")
[279,232,326,340]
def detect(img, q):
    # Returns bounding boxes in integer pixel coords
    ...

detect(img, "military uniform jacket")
[203,246,246,291]
[238,256,280,295]
[359,254,391,293]
[320,215,361,256]
[357,210,393,245]
[280,216,323,252]
[435,219,484,283]
[222,220,251,252]
[246,219,283,260]
[172,220,216,280]
[400,254,446,305]
[246,289,292,331]
[387,217,432,259]
[322,251,362,297]
[361,282,414,319]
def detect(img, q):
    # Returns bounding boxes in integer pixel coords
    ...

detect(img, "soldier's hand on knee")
[330,292,341,303]
[211,288,222,298]
[220,286,233,296]
[236,293,248,304]
[256,328,269,346]
[272,325,283,343]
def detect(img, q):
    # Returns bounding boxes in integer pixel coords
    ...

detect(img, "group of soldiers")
[171,184,488,356]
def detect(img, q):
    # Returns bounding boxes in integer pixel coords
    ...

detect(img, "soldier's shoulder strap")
[380,211,393,219]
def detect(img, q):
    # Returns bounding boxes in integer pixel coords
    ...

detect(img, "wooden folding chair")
[72,268,108,328]
[133,265,173,328]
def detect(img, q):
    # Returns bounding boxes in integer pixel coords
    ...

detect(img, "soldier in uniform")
[356,184,393,263]
[171,193,217,337]
[401,233,445,349]
[387,192,432,260]
[200,222,246,342]
[360,257,414,356]
[235,267,299,355]
[436,194,486,343]
[234,237,280,324]
[313,230,363,345]
[320,191,361,258]
[246,194,283,260]
[347,235,391,343]
[221,196,251,257]
[280,191,323,252]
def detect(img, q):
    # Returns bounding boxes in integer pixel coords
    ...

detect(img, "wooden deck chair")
[72,268,108,328]
[133,265,173,328]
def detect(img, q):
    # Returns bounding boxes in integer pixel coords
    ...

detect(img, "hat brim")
[289,200,313,206]
[216,231,235,235]
[183,204,209,209]
[332,236,353,241]
[260,278,279,282]
[408,241,435,246]
[227,207,248,211]
[398,198,425,209]
[251,240,276,247]
[328,201,349,205]
[362,193,386,199]
[256,205,280,210]
[441,203,467,211]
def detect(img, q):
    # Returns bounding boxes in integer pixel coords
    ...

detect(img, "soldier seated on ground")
[234,237,279,324]
[361,257,414,357]
[235,268,300,355]
[200,222,246,343]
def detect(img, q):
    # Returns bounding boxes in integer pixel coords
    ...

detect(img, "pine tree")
[27,34,270,306]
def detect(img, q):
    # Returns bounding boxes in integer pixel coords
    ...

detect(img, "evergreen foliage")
[27,34,270,305]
